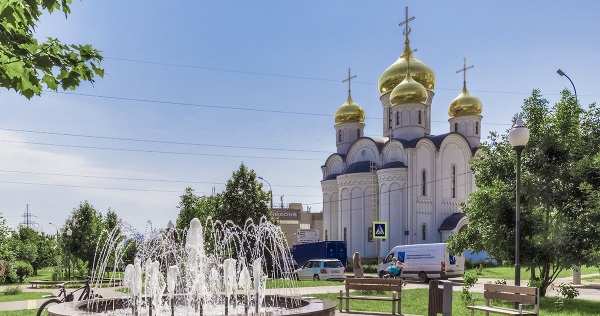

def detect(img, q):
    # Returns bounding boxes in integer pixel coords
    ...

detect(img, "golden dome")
[334,93,365,124]
[378,40,436,94]
[390,68,428,105]
[448,83,482,118]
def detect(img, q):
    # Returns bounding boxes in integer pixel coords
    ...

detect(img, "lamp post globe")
[508,119,530,148]
[508,118,529,287]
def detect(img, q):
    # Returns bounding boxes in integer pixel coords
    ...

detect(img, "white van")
[377,243,464,283]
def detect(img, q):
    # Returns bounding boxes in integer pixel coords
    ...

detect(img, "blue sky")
[1,1,598,233]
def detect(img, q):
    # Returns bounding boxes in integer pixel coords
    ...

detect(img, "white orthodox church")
[320,10,483,259]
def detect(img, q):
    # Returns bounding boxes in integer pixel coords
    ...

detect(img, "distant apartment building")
[272,203,323,248]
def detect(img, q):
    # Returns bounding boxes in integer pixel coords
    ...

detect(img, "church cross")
[456,57,474,83]
[342,68,357,93]
[398,6,415,40]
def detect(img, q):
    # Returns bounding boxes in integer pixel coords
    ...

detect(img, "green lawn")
[314,288,600,315]
[0,311,36,316]
[0,292,53,303]
[266,279,343,289]
[466,266,599,281]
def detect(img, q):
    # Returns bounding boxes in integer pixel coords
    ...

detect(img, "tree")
[175,187,220,230]
[448,89,600,296]
[64,201,104,270]
[216,163,275,227]
[0,0,103,98]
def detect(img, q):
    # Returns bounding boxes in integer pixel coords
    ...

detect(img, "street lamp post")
[557,69,578,104]
[48,222,58,239]
[258,176,273,210]
[557,69,581,285]
[66,228,72,281]
[508,119,530,287]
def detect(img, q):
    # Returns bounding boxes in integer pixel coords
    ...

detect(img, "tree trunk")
[530,264,536,279]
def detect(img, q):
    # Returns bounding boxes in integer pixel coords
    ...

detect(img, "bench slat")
[467,305,537,315]
[484,283,538,295]
[345,278,403,285]
[484,291,537,305]
[346,284,402,291]
[338,295,400,301]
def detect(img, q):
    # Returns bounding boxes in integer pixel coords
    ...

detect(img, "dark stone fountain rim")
[48,295,335,316]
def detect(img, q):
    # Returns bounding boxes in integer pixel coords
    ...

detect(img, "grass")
[0,291,53,303]
[266,279,343,289]
[582,276,600,283]
[0,311,36,316]
[466,266,599,281]
[313,288,600,315]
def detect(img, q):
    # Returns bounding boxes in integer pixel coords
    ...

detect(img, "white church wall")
[340,187,351,245]
[382,141,407,165]
[351,186,365,257]
[346,139,380,165]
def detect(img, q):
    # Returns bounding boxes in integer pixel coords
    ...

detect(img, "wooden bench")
[467,284,539,315]
[338,278,403,315]
[30,280,69,288]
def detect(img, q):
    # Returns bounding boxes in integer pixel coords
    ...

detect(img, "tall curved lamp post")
[557,69,581,284]
[258,176,273,210]
[48,222,58,239]
[66,228,72,281]
[508,119,530,287]
[557,69,578,104]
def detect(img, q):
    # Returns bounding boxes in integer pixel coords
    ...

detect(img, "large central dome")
[378,40,436,94]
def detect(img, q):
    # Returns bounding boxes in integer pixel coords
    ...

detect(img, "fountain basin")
[47,295,336,316]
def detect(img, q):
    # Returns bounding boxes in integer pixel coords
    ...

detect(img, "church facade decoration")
[321,7,482,258]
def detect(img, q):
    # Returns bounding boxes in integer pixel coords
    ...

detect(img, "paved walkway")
[0,274,598,312]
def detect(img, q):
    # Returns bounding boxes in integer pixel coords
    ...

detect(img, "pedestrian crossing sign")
[372,222,387,239]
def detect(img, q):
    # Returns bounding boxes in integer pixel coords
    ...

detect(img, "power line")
[0,179,318,197]
[0,139,323,161]
[0,127,332,154]
[53,91,513,126]
[105,56,600,97]
[0,169,321,188]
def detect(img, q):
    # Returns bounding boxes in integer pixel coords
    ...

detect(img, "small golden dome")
[390,68,428,105]
[334,93,365,124]
[378,40,436,94]
[448,83,482,118]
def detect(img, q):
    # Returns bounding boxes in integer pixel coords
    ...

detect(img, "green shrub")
[527,277,543,289]
[13,261,34,283]
[461,271,479,305]
[74,259,89,279]
[3,286,22,295]
[52,266,65,281]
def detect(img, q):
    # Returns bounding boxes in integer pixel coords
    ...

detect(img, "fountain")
[46,217,335,316]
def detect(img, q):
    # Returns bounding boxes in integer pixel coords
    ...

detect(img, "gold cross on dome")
[342,68,357,93]
[398,6,415,40]
[456,57,474,83]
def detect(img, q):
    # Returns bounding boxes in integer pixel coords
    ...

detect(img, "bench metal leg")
[339,290,342,313]
[392,292,396,315]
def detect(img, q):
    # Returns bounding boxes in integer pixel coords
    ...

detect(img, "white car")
[294,259,346,281]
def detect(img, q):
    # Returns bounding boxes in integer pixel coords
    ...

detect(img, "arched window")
[357,129,360,138]
[338,130,342,142]
[388,108,392,129]
[422,169,427,196]
[418,110,422,124]
[422,224,427,241]
[454,123,458,132]
[396,111,400,125]
[325,229,328,241]
[475,121,479,134]
[451,165,457,198]
[343,227,348,242]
